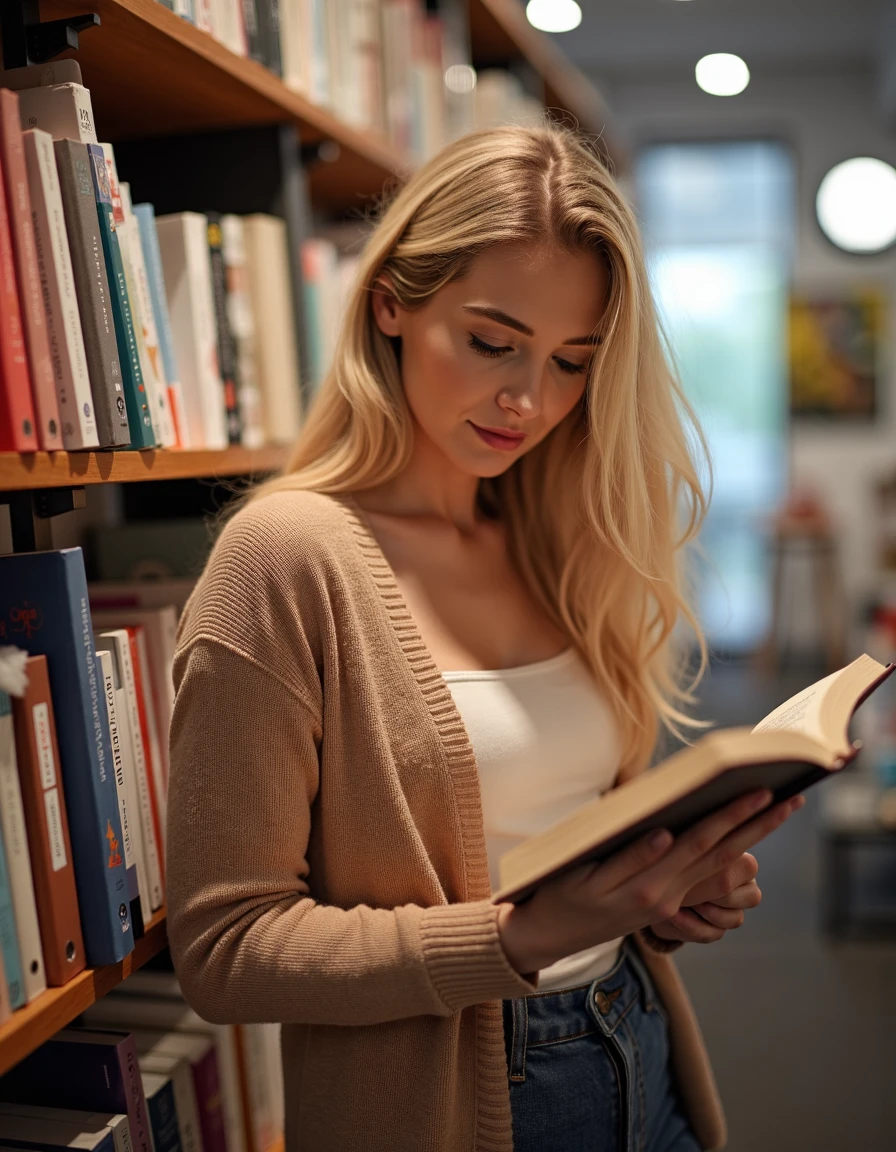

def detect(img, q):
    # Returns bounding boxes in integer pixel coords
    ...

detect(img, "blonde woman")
[166,124,803,1152]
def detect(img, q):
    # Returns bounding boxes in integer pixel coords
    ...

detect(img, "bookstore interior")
[0,0,895,1150]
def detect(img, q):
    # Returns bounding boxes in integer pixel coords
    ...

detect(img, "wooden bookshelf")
[36,0,411,208]
[0,446,289,492]
[0,910,167,1077]
[468,0,626,167]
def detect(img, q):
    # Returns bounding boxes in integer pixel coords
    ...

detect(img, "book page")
[751,667,842,740]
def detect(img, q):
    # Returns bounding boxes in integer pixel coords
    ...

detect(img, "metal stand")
[1,489,86,553]
[1,0,100,70]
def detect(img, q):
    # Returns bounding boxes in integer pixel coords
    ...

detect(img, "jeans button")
[594,987,622,1015]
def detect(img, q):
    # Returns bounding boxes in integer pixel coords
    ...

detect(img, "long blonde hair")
[242,123,713,780]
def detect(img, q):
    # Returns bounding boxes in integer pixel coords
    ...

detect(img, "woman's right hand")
[496,787,801,975]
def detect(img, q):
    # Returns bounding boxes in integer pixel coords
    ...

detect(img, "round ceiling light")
[526,1,582,34]
[816,157,896,254]
[695,53,750,97]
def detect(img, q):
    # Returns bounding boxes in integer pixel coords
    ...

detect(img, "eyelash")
[467,334,587,376]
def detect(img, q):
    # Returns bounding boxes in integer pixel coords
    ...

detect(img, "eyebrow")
[461,305,601,346]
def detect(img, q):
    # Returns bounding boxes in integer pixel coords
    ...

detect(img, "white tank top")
[442,646,625,993]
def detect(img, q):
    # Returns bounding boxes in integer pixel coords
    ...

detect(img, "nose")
[498,366,545,419]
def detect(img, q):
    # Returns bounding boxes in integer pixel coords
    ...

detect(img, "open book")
[491,653,895,906]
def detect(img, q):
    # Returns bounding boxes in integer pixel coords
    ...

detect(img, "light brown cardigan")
[166,488,727,1151]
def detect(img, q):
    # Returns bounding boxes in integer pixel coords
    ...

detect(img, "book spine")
[112,631,164,911]
[0,548,133,965]
[207,212,242,444]
[54,138,130,448]
[86,142,155,449]
[22,127,99,449]
[241,0,264,65]
[118,1035,153,1152]
[127,628,167,870]
[132,203,188,448]
[0,945,10,1023]
[220,214,264,448]
[191,1043,228,1152]
[0,88,60,449]
[142,1076,182,1152]
[0,690,46,1004]
[97,649,145,939]
[17,82,99,144]
[0,695,26,1011]
[10,655,87,987]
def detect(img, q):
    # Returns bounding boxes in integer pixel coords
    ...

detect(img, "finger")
[653,788,777,882]
[678,794,804,892]
[664,908,726,944]
[682,852,759,906]
[571,826,675,897]
[683,902,744,930]
[704,881,762,911]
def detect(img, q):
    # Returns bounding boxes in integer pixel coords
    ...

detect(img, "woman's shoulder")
[218,487,353,559]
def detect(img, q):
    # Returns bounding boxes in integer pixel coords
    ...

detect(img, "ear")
[370,273,403,338]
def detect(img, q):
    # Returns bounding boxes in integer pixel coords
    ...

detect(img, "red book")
[0,121,36,451]
[11,655,87,987]
[0,89,61,450]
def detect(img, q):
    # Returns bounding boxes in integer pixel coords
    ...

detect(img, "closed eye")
[469,334,588,376]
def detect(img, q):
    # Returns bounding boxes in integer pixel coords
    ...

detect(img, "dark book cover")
[0,548,133,966]
[86,143,155,450]
[0,1028,152,1152]
[10,655,87,987]
[255,0,282,77]
[142,1073,183,1152]
[55,139,130,449]
[206,213,241,445]
[241,0,265,66]
[0,1111,115,1151]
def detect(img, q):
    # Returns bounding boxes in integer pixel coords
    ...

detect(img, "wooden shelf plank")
[468,0,626,168]
[37,0,410,206]
[0,446,289,491]
[0,911,168,1078]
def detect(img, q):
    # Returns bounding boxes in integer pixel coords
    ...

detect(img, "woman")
[166,124,802,1152]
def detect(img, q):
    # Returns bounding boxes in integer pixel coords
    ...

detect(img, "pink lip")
[470,422,527,451]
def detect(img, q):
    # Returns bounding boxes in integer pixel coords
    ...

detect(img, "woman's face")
[371,242,609,477]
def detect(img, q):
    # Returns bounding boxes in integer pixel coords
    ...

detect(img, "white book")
[81,996,246,1152]
[0,700,46,1004]
[279,0,306,93]
[0,1104,131,1152]
[138,1051,202,1152]
[262,1023,284,1142]
[220,214,264,448]
[301,0,331,107]
[96,630,164,913]
[90,606,177,794]
[243,214,302,445]
[23,127,99,449]
[210,0,247,56]
[97,648,149,934]
[156,212,228,449]
[18,82,98,144]
[240,1024,282,1152]
[192,0,214,34]
[131,627,167,856]
[105,164,177,447]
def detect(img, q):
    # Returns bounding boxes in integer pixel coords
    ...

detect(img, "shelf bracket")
[1,1,100,70]
[2,488,86,553]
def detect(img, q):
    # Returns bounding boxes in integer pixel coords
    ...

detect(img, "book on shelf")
[0,950,9,1026]
[96,648,146,940]
[491,653,896,907]
[23,126,100,450]
[103,148,177,448]
[206,212,243,445]
[0,1027,153,1152]
[0,707,27,1011]
[139,1069,182,1152]
[0,88,61,451]
[0,1102,131,1152]
[86,142,156,450]
[0,1107,117,1151]
[10,655,87,988]
[155,212,229,451]
[137,1047,202,1152]
[16,81,99,146]
[0,548,134,966]
[242,214,302,446]
[54,138,131,450]
[127,1029,226,1152]
[0,59,85,92]
[0,688,47,1005]
[95,631,164,917]
[218,214,265,448]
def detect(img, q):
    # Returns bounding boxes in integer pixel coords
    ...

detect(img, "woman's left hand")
[646,851,763,944]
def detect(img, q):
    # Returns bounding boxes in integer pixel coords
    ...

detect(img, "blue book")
[133,202,182,416]
[0,708,26,1010]
[86,143,156,450]
[142,1072,183,1152]
[0,549,133,966]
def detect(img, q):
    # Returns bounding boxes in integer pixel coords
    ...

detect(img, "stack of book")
[0,966,283,1152]
[0,63,303,455]
[0,545,184,1020]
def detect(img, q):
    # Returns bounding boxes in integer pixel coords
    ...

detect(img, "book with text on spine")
[0,548,133,966]
[491,653,896,907]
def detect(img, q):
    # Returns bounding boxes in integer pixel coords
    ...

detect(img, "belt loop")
[508,996,528,1082]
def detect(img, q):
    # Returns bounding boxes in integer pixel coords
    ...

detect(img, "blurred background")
[0,1,895,1150]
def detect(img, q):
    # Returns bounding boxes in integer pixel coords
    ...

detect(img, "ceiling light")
[526,1,582,34]
[695,53,750,97]
[816,157,896,254]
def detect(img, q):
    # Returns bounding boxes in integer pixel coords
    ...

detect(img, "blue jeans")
[502,937,702,1152]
